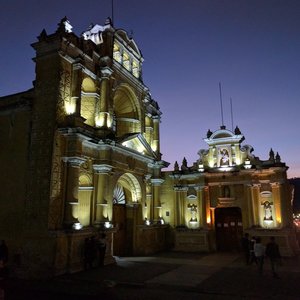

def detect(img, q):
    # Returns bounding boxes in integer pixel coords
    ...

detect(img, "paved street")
[2,251,300,299]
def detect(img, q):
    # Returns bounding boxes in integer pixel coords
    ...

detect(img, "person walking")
[83,236,97,269]
[249,236,257,265]
[266,236,281,278]
[254,237,265,275]
[97,233,107,267]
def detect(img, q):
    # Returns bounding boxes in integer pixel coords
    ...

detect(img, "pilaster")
[197,187,205,228]
[250,184,260,226]
[151,178,164,222]
[152,116,160,155]
[97,67,113,128]
[63,157,86,229]
[93,164,113,226]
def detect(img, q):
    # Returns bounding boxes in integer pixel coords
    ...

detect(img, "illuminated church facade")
[0,18,297,278]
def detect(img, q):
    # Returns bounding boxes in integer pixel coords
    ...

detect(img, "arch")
[115,29,141,56]
[78,173,93,227]
[114,85,140,119]
[112,173,142,256]
[210,129,234,140]
[80,77,97,126]
[81,77,96,93]
[114,173,142,204]
[113,84,142,136]
[79,173,92,187]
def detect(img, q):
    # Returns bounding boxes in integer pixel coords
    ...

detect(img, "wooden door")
[215,207,243,251]
[113,204,126,256]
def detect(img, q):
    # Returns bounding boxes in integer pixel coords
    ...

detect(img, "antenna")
[230,97,234,132]
[111,0,114,26]
[219,82,224,128]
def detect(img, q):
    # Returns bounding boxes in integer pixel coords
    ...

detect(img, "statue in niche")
[188,203,197,222]
[261,201,273,221]
[219,148,229,166]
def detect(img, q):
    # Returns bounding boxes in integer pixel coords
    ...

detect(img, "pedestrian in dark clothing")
[83,237,97,269]
[241,233,250,265]
[249,236,257,265]
[266,236,281,278]
[254,237,265,275]
[97,233,107,267]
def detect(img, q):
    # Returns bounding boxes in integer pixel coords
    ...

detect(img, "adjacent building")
[161,126,296,254]
[0,18,298,278]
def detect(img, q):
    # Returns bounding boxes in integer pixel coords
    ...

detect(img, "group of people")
[241,233,281,278]
[83,233,107,269]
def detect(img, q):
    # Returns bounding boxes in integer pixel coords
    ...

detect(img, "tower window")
[132,60,139,78]
[113,43,122,63]
[123,52,130,71]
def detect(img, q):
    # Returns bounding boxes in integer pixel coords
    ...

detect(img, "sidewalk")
[2,252,300,299]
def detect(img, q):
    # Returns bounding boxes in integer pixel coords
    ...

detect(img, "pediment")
[115,29,141,57]
[120,133,155,157]
[204,128,244,146]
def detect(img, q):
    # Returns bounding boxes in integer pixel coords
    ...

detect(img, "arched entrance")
[112,173,142,256]
[215,207,243,251]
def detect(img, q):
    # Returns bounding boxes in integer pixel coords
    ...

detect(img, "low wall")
[246,228,300,256]
[135,225,170,255]
[173,228,211,252]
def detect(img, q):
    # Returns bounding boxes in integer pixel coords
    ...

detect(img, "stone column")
[204,186,210,227]
[97,67,113,128]
[250,184,260,226]
[72,63,83,117]
[174,187,182,226]
[63,157,86,228]
[93,164,113,226]
[198,187,206,228]
[152,116,160,156]
[144,174,152,222]
[245,184,253,228]
[151,178,164,223]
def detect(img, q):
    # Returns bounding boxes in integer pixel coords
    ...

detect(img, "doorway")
[113,204,126,256]
[215,207,243,251]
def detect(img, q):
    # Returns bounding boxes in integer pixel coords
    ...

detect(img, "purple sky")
[1,0,300,178]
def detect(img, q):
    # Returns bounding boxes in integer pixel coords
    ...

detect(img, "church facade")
[161,126,296,255]
[0,18,297,278]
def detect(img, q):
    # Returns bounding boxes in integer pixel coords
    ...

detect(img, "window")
[113,43,122,63]
[122,52,130,71]
[132,60,139,78]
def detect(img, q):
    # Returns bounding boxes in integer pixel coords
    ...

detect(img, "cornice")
[93,164,113,174]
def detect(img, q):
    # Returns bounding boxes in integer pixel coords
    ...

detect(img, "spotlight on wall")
[189,218,198,224]
[244,159,252,169]
[104,221,112,228]
[158,217,165,225]
[73,222,83,230]
[198,163,204,172]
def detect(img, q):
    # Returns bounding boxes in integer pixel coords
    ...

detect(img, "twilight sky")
[1,0,300,178]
